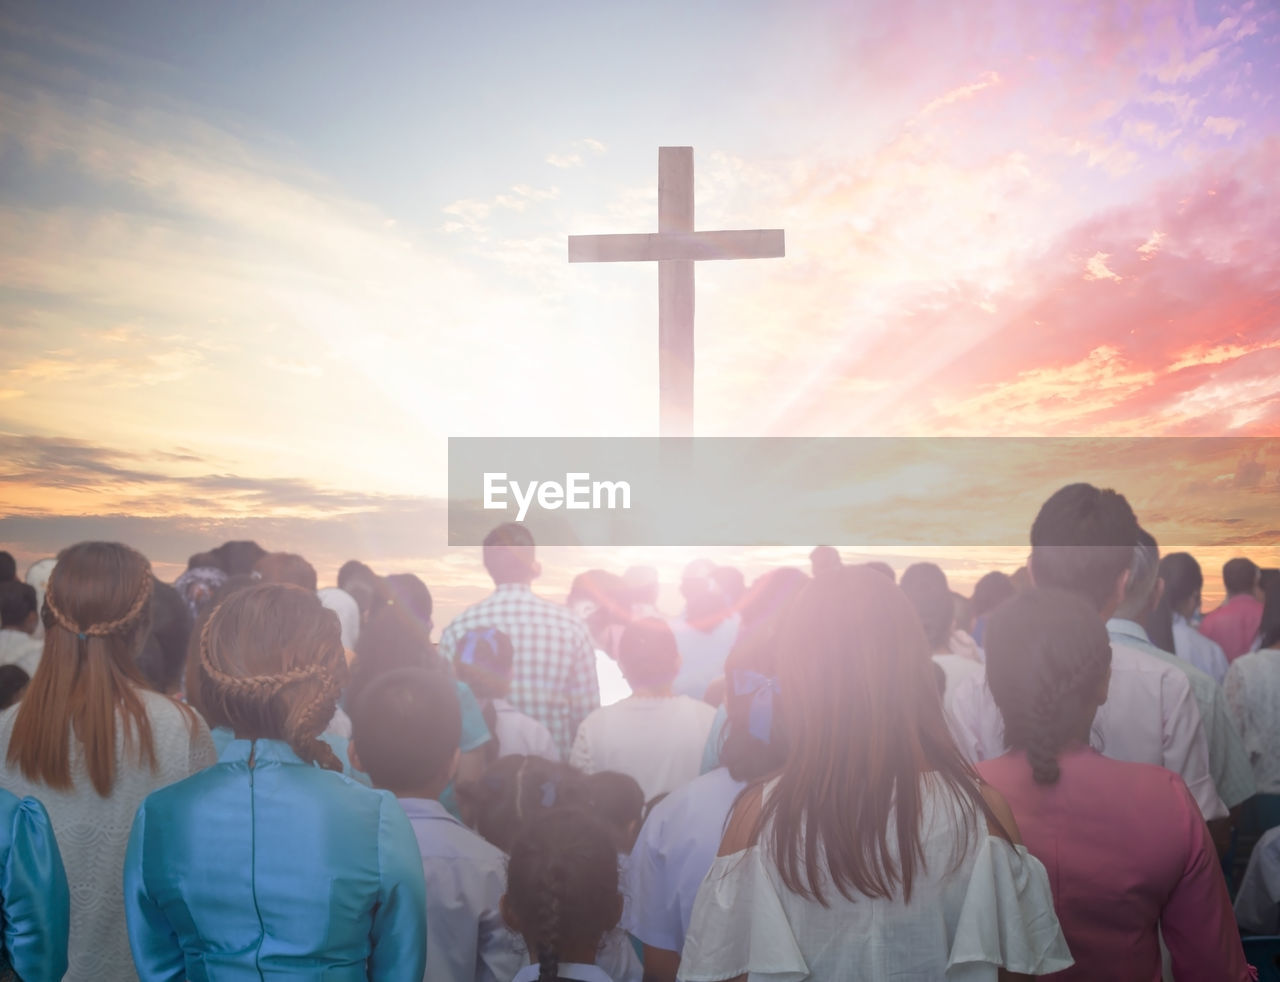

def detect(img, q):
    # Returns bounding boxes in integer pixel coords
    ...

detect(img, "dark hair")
[196,583,348,772]
[862,561,896,583]
[337,561,388,623]
[970,571,1015,619]
[385,574,433,629]
[641,792,670,826]
[452,628,515,762]
[183,574,258,718]
[187,551,220,571]
[461,755,589,854]
[585,770,644,842]
[567,570,632,637]
[347,602,440,720]
[482,523,537,584]
[505,808,622,982]
[0,665,29,710]
[719,568,808,781]
[253,553,318,592]
[711,567,746,606]
[210,541,267,577]
[809,545,842,578]
[0,551,15,582]
[984,589,1112,785]
[1224,557,1260,597]
[0,581,38,628]
[616,617,680,689]
[137,580,192,695]
[751,567,1004,905]
[899,563,954,651]
[1029,483,1139,611]
[1259,572,1280,651]
[351,667,460,791]
[1146,552,1204,654]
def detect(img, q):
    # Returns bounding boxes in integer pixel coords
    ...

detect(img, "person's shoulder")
[676,695,718,721]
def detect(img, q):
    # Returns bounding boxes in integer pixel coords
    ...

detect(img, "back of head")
[9,541,158,795]
[187,551,220,571]
[0,551,15,583]
[0,580,38,630]
[253,552,318,592]
[584,770,645,849]
[680,559,732,628]
[761,566,991,904]
[505,808,622,982]
[863,561,896,583]
[482,523,537,585]
[984,588,1112,785]
[348,600,440,717]
[1259,572,1280,651]
[567,569,632,639]
[1224,557,1260,597]
[350,667,460,792]
[616,617,680,690]
[195,583,349,771]
[1147,549,1202,655]
[211,540,267,577]
[385,573,433,631]
[899,563,955,652]
[137,580,192,695]
[711,566,746,607]
[463,754,589,853]
[337,561,388,623]
[1113,529,1160,622]
[1029,483,1139,611]
[809,545,842,579]
[970,571,1015,620]
[452,627,514,700]
[0,664,29,710]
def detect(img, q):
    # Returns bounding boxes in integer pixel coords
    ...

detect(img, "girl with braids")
[0,542,214,982]
[680,567,1071,982]
[502,809,624,982]
[1145,552,1229,684]
[978,589,1252,982]
[453,626,559,763]
[122,583,427,982]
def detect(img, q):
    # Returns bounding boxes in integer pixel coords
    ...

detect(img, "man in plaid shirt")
[438,523,599,758]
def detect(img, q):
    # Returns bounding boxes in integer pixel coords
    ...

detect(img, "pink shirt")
[1199,594,1264,662]
[977,746,1251,982]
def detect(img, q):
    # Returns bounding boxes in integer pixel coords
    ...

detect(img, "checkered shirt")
[438,583,600,758]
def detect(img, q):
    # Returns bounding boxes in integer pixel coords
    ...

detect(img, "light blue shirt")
[700,704,729,774]
[625,766,746,954]
[669,612,740,700]
[399,797,522,982]
[124,738,427,982]
[1108,617,1256,810]
[0,790,69,982]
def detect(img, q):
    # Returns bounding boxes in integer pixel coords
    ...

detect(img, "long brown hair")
[754,566,1004,905]
[6,541,159,796]
[194,583,348,771]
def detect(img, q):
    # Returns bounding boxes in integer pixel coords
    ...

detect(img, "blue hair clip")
[77,632,87,641]
[540,780,557,808]
[459,628,498,666]
[731,669,779,744]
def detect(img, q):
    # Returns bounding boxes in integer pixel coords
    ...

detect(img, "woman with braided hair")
[122,582,427,981]
[502,808,624,982]
[0,541,214,982]
[977,588,1252,982]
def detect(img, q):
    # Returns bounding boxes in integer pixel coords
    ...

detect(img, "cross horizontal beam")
[568,229,785,263]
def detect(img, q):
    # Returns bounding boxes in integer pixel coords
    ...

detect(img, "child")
[350,667,523,982]
[584,772,645,855]
[0,664,29,711]
[453,627,559,763]
[570,619,716,801]
[502,809,624,982]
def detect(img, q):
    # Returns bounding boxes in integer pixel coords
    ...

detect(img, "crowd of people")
[0,482,1278,980]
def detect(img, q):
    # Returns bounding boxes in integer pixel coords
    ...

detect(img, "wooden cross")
[568,147,785,437]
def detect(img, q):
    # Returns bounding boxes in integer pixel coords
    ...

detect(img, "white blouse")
[678,778,1071,982]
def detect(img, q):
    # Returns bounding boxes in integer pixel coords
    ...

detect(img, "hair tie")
[540,779,558,808]
[77,632,87,641]
[731,669,780,744]
[458,628,509,678]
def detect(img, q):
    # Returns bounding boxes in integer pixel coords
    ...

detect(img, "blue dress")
[0,790,69,982]
[123,738,427,982]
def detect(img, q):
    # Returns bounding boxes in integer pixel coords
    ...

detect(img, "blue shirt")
[0,790,69,982]
[700,704,729,774]
[625,766,746,954]
[124,738,427,982]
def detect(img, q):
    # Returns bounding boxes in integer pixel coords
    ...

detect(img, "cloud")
[1137,230,1165,258]
[1204,115,1244,137]
[918,71,1001,117]
[1083,252,1122,281]
[545,153,582,168]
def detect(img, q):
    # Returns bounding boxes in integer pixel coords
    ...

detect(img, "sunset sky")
[2,0,1278,619]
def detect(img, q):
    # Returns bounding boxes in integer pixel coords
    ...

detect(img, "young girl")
[0,541,215,982]
[0,789,70,982]
[454,627,559,763]
[502,808,623,982]
[123,583,427,981]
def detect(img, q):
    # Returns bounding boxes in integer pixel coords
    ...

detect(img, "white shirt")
[570,695,717,802]
[678,777,1072,981]
[668,612,740,700]
[595,649,632,707]
[493,698,560,762]
[1172,613,1229,686]
[513,963,614,982]
[948,639,1227,820]
[1224,649,1280,794]
[626,767,747,955]
[1235,825,1280,934]
[0,629,42,676]
[399,797,523,982]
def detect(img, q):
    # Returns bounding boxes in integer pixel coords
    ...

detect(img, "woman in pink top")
[976,588,1252,982]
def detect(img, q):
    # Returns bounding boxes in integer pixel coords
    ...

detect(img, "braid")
[282,670,344,772]
[535,861,564,982]
[45,570,153,638]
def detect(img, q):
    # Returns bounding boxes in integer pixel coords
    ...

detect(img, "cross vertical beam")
[659,147,694,438]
